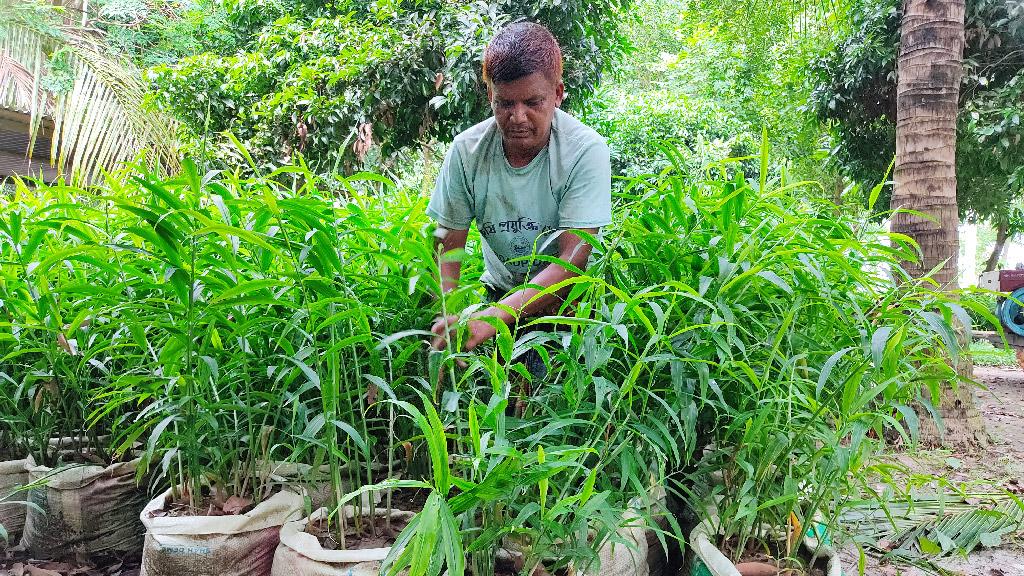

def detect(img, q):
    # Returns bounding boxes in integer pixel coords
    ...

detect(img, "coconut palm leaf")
[0,51,40,114]
[845,492,1024,561]
[0,1,179,180]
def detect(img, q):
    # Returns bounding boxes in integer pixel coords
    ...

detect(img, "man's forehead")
[490,73,560,99]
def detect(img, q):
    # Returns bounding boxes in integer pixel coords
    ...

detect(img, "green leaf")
[919,535,942,554]
[979,531,1003,548]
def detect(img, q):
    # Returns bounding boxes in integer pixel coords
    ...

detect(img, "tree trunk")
[891,0,987,448]
[984,220,1008,272]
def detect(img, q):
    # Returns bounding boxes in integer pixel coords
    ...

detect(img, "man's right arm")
[434,226,469,294]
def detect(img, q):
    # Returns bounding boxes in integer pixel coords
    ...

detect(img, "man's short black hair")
[483,22,563,85]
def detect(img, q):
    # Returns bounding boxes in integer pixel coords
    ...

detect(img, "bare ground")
[840,366,1024,576]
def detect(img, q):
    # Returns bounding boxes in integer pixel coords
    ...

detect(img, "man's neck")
[502,133,550,168]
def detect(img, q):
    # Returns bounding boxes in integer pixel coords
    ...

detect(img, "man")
[427,21,612,356]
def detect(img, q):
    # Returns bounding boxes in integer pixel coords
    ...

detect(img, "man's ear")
[486,83,493,104]
[555,81,565,107]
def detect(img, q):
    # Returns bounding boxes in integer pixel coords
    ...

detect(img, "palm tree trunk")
[984,220,1008,272]
[891,0,987,448]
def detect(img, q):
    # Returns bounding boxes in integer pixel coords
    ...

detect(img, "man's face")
[488,72,565,160]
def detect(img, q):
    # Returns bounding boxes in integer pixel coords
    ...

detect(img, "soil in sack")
[271,505,414,576]
[140,487,304,576]
[19,454,146,558]
[0,456,30,545]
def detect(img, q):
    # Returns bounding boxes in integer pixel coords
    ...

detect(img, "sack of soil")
[590,485,673,576]
[18,453,146,557]
[19,455,146,558]
[0,457,30,545]
[593,508,653,576]
[140,488,304,576]
[271,506,414,576]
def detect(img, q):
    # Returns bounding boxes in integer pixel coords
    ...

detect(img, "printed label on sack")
[161,545,213,555]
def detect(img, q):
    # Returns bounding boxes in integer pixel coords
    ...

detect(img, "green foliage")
[144,0,632,176]
[969,341,1016,367]
[809,0,1024,222]
[580,90,756,180]
[0,140,971,571]
[603,144,968,561]
[93,0,237,67]
[610,0,837,187]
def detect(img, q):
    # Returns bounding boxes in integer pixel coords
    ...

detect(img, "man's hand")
[429,311,501,351]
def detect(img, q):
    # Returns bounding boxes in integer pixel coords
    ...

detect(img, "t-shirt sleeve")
[426,144,473,230]
[558,140,612,229]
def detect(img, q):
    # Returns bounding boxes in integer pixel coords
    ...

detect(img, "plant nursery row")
[0,150,976,575]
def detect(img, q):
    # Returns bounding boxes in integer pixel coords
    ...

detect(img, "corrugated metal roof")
[0,109,60,181]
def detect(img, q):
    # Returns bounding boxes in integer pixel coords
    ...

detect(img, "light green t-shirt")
[427,108,612,292]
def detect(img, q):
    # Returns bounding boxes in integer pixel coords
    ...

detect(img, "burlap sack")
[140,488,304,576]
[590,485,671,576]
[19,455,145,557]
[594,508,652,576]
[271,506,414,576]
[0,457,29,544]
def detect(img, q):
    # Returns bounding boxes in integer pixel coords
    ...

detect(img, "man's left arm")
[461,229,596,348]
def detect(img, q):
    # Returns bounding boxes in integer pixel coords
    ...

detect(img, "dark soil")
[148,492,256,518]
[305,512,410,551]
[384,487,428,513]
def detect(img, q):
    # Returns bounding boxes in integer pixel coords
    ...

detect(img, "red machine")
[979,270,1024,336]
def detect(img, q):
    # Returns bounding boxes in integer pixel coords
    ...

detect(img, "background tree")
[140,0,632,177]
[809,0,1024,257]
[890,0,988,448]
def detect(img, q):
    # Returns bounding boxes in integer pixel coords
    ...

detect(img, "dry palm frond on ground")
[844,491,1024,567]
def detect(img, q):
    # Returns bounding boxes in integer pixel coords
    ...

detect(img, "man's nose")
[509,104,527,123]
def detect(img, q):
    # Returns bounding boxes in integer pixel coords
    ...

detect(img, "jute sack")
[593,508,652,576]
[141,488,304,576]
[20,455,145,558]
[0,457,29,544]
[271,506,414,576]
[590,485,672,576]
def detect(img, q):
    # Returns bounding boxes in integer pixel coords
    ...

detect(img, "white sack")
[271,506,414,576]
[140,488,304,576]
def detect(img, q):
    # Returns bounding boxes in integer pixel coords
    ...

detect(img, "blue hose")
[998,287,1024,337]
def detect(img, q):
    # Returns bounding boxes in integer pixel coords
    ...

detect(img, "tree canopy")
[138,0,631,176]
[810,0,1024,225]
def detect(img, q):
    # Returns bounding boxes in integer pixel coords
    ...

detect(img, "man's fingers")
[430,335,448,351]
[429,314,459,351]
